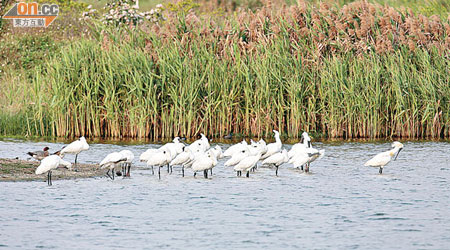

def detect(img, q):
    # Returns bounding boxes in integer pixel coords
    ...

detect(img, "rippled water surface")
[1,139,449,249]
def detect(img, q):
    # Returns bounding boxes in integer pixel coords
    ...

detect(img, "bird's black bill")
[394,148,403,161]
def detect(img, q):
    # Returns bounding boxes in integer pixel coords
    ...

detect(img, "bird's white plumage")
[170,148,194,166]
[100,152,127,170]
[262,149,289,166]
[223,140,247,157]
[146,150,172,167]
[35,155,72,175]
[224,149,249,167]
[191,151,217,172]
[60,136,89,156]
[139,148,158,162]
[364,142,403,170]
[260,130,282,160]
[234,153,261,173]
[119,150,134,164]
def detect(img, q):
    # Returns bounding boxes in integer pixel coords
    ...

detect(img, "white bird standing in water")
[170,147,195,177]
[260,130,282,160]
[188,133,210,153]
[191,151,217,178]
[234,153,262,178]
[35,155,72,186]
[100,152,127,180]
[262,149,289,176]
[288,132,312,159]
[59,136,89,170]
[223,139,247,157]
[118,150,134,177]
[146,150,172,179]
[365,141,404,174]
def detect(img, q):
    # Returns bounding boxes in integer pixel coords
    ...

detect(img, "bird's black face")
[394,148,403,161]
[307,141,312,148]
[43,147,50,151]
[300,135,304,144]
[182,146,186,151]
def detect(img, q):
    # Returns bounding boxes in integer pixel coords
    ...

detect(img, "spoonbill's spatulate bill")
[365,141,404,174]
[35,155,72,186]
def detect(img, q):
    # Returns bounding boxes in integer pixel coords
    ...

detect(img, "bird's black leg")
[151,166,154,175]
[47,171,50,185]
[305,163,310,173]
[194,172,197,178]
[50,171,52,185]
[210,169,213,175]
[246,171,249,178]
[158,166,161,180]
[106,169,112,180]
[379,167,383,174]
[301,165,304,171]
[167,164,170,173]
[74,154,79,172]
[112,169,115,180]
[127,163,131,177]
[170,165,173,174]
[276,165,279,176]
[182,166,185,177]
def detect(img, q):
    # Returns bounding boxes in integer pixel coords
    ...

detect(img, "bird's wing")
[364,152,390,167]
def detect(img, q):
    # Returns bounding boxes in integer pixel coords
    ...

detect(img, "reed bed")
[3,0,450,139]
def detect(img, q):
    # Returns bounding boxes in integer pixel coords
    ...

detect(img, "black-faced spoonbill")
[234,153,262,177]
[262,149,289,176]
[59,136,89,170]
[364,141,404,174]
[191,151,217,179]
[100,152,127,180]
[146,150,172,179]
[118,150,134,177]
[260,130,282,160]
[35,155,72,185]
[27,147,50,161]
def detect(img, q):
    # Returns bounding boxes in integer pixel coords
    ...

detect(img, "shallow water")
[1,139,449,249]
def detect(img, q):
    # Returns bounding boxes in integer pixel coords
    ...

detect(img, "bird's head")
[43,147,50,151]
[391,141,404,160]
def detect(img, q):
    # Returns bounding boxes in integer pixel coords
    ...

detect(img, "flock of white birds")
[31,131,404,185]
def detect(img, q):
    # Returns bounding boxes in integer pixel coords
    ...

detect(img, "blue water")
[0,139,449,249]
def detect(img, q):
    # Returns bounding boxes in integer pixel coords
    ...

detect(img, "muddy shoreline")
[0,158,104,182]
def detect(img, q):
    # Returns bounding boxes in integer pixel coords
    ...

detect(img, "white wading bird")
[35,155,72,186]
[118,150,134,177]
[288,132,312,160]
[191,151,217,179]
[27,146,50,161]
[160,137,185,173]
[146,150,172,179]
[234,153,262,178]
[223,139,248,157]
[170,147,195,177]
[100,152,127,180]
[224,149,249,168]
[262,149,289,176]
[364,141,404,174]
[59,136,89,170]
[260,130,282,160]
[187,133,210,153]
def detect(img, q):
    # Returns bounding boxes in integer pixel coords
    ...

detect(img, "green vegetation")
[1,0,449,139]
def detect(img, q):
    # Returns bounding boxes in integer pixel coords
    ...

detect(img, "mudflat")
[0,158,103,182]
